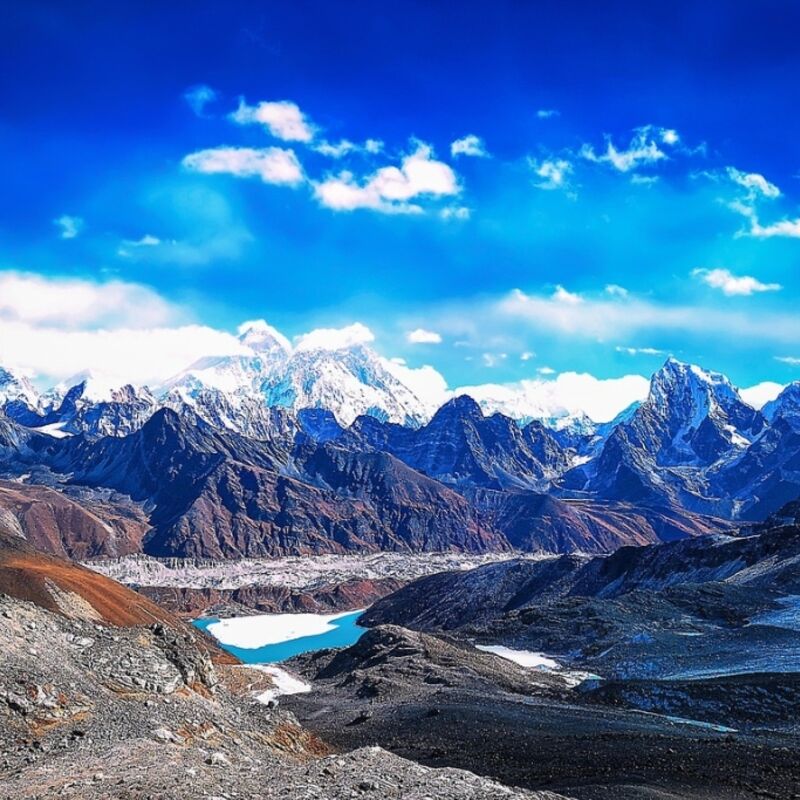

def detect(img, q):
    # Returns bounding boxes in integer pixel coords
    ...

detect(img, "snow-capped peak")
[762,381,800,428]
[648,358,742,417]
[54,371,153,404]
[0,366,40,410]
[237,319,292,355]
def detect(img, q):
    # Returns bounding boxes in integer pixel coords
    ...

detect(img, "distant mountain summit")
[161,320,431,428]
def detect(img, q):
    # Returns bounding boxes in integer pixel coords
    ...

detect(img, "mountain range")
[3,342,800,561]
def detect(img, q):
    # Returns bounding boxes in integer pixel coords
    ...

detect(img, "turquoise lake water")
[193,611,365,664]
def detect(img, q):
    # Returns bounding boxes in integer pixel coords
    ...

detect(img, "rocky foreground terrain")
[279,514,800,800]
[284,624,800,800]
[0,524,569,799]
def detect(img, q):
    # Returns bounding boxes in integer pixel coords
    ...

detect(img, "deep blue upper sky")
[2,0,800,393]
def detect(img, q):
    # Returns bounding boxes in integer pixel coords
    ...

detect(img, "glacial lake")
[193,609,365,664]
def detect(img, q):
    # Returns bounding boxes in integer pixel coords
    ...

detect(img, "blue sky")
[2,0,800,402]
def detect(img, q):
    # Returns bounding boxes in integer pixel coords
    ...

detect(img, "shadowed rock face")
[0,480,149,560]
[26,409,506,559]
[351,395,572,491]
[362,520,800,633]
[0,386,738,562]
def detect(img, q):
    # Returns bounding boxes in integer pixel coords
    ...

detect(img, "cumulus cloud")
[314,143,459,214]
[536,109,560,119]
[184,84,218,117]
[604,284,629,297]
[450,134,489,158]
[182,146,304,186]
[406,328,442,344]
[692,268,781,296]
[552,285,583,304]
[230,99,315,142]
[520,351,535,361]
[294,322,374,352]
[776,356,800,366]
[54,215,83,239]
[455,372,650,423]
[530,158,572,190]
[740,381,784,409]
[580,126,678,173]
[0,271,249,386]
[0,272,175,329]
[382,357,450,411]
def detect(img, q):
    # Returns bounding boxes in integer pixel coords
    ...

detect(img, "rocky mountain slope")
[0,405,725,561]
[361,512,800,697]
[1,529,562,799]
[4,354,800,565]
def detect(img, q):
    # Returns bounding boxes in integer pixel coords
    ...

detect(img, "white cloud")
[552,285,583,304]
[0,271,249,386]
[406,328,442,344]
[119,234,161,252]
[0,272,175,329]
[314,143,459,214]
[456,372,650,423]
[314,140,357,158]
[748,217,800,239]
[482,352,508,367]
[54,215,83,239]
[382,358,449,411]
[450,134,489,158]
[776,356,800,366]
[498,286,800,345]
[692,267,781,296]
[184,84,217,117]
[727,167,780,199]
[536,109,560,119]
[741,381,784,409]
[630,174,659,186]
[230,99,315,142]
[520,351,535,361]
[182,146,304,186]
[314,138,385,158]
[537,366,555,375]
[294,322,374,352]
[721,167,800,238]
[440,206,470,220]
[580,126,677,173]
[604,284,629,297]
[530,158,572,190]
[0,322,248,388]
[616,346,665,356]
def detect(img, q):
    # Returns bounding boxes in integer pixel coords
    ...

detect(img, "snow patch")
[246,665,311,704]
[476,645,559,670]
